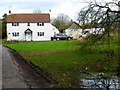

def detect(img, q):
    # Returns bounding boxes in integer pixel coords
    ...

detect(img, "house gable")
[63,22,82,30]
[64,22,83,39]
[67,23,81,29]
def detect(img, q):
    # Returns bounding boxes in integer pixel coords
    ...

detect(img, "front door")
[25,32,32,41]
[25,29,32,41]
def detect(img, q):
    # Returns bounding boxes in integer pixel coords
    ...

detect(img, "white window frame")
[37,32,44,36]
[37,23,44,26]
[12,32,19,37]
[12,23,19,26]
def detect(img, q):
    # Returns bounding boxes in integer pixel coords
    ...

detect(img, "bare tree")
[77,0,120,45]
[33,9,41,13]
[77,0,120,78]
[51,13,71,32]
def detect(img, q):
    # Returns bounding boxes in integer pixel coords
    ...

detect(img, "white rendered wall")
[7,23,59,41]
[65,29,82,39]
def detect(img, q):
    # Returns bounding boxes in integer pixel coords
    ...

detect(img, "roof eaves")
[73,22,83,29]
[62,22,74,30]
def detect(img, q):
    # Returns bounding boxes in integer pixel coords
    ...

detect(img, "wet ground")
[79,72,120,89]
[1,45,53,88]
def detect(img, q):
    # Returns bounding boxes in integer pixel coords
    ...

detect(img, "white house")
[7,13,59,41]
[64,22,82,39]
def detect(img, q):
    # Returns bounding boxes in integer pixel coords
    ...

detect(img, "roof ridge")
[7,13,50,23]
[63,21,82,30]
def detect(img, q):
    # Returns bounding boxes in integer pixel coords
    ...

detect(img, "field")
[5,37,119,87]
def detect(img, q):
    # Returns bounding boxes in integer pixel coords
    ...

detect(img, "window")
[42,23,44,26]
[28,23,30,26]
[37,23,44,26]
[38,32,44,36]
[12,23,19,26]
[12,32,19,37]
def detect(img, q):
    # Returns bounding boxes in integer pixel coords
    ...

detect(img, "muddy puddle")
[79,72,120,89]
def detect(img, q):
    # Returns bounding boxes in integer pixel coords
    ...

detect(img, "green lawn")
[5,39,119,88]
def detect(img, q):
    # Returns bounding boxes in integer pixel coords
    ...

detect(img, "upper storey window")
[37,23,44,26]
[12,23,19,26]
[28,23,30,26]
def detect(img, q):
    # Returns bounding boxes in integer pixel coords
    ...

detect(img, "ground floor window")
[38,32,44,36]
[12,32,19,37]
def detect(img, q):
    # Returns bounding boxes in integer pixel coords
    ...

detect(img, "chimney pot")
[9,10,11,15]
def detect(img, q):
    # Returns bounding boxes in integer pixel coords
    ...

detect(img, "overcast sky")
[0,0,118,20]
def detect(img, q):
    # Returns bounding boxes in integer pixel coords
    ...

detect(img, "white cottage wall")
[7,23,59,41]
[65,29,82,39]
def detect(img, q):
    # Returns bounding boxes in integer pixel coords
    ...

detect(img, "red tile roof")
[7,13,50,23]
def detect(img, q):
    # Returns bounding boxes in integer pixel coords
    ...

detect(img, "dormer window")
[37,23,44,26]
[28,23,30,26]
[12,23,19,26]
